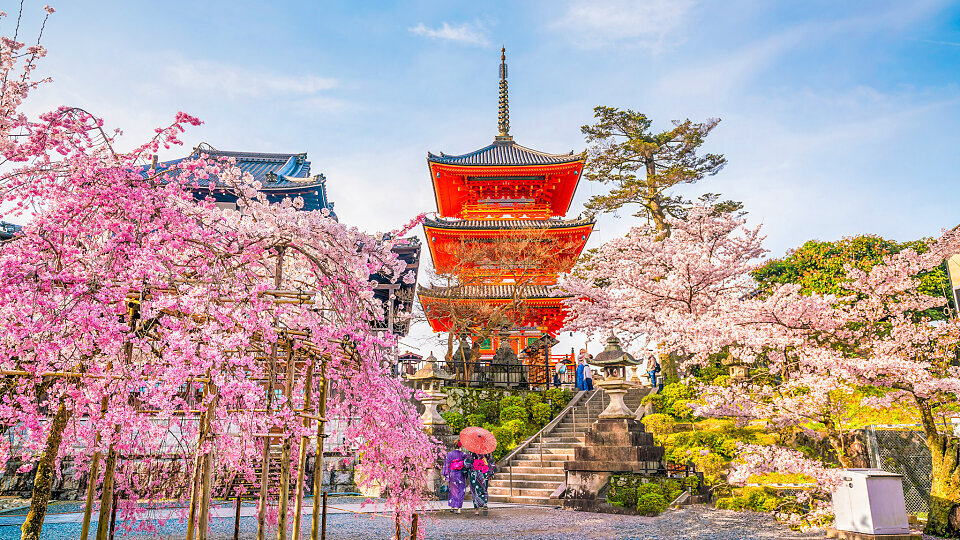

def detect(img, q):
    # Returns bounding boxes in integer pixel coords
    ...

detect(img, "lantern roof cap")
[408,352,454,381]
[591,334,640,367]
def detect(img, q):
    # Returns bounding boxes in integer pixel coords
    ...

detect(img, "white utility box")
[832,469,910,535]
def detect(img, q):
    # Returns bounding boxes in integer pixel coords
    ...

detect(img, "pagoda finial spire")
[497,46,512,141]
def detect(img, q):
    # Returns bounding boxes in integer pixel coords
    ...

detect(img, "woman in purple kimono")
[441,441,469,513]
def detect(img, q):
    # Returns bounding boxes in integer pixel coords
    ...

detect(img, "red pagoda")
[418,48,594,361]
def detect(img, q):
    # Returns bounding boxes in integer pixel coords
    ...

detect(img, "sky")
[10,0,960,356]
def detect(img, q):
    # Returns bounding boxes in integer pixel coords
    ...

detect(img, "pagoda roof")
[428,139,584,167]
[418,284,569,300]
[423,216,594,231]
[150,144,334,215]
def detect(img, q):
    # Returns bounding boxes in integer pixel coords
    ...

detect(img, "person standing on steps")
[441,441,469,513]
[582,354,594,391]
[465,452,496,515]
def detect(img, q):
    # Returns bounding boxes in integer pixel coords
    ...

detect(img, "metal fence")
[865,425,932,515]
[400,359,570,389]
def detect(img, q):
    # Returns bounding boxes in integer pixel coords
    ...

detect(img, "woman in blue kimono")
[441,442,469,513]
[575,358,585,390]
[465,452,496,515]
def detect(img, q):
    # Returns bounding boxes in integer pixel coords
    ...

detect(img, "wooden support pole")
[259,248,284,540]
[310,361,327,540]
[186,381,210,540]
[277,344,296,540]
[292,362,313,540]
[395,517,402,540]
[409,514,419,540]
[94,446,117,540]
[80,451,100,540]
[320,492,327,540]
[234,496,242,540]
[197,383,218,540]
[108,490,117,540]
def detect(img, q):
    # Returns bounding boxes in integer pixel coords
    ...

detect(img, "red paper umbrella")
[459,426,497,455]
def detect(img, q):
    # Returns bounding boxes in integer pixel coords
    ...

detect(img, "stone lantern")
[407,352,454,434]
[591,334,641,419]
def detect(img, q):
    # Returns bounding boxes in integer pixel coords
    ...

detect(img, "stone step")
[487,479,558,490]
[490,472,565,482]
[516,446,575,456]
[488,486,555,498]
[505,465,566,475]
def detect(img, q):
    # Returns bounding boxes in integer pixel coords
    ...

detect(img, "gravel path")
[0,504,828,539]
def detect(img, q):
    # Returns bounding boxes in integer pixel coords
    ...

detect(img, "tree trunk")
[20,401,70,540]
[645,161,669,237]
[926,433,960,537]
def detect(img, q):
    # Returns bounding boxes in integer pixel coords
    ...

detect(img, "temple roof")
[418,284,568,300]
[423,216,594,231]
[428,139,584,167]
[151,144,334,215]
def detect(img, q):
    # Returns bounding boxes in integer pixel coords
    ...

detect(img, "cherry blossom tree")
[0,6,437,539]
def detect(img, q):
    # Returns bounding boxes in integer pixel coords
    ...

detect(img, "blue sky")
[13,0,960,353]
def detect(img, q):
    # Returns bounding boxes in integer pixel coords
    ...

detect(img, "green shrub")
[489,425,512,452]
[715,496,745,510]
[531,402,552,426]
[636,482,662,497]
[606,487,637,508]
[499,395,523,410]
[500,405,527,424]
[636,493,668,515]
[523,392,542,408]
[642,413,675,437]
[542,388,573,412]
[465,413,485,428]
[683,475,701,490]
[501,419,526,444]
[662,479,684,502]
[477,400,500,423]
[440,411,465,434]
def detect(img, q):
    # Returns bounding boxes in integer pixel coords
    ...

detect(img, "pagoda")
[418,48,594,363]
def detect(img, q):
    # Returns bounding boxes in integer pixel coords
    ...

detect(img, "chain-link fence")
[865,425,931,515]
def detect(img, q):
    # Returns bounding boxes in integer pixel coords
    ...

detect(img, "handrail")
[572,389,602,436]
[499,390,587,470]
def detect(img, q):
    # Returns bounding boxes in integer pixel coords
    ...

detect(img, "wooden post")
[395,517,401,540]
[80,451,100,540]
[310,360,327,540]
[234,496,242,540]
[277,344,296,540]
[259,248,284,540]
[320,492,327,540]
[94,446,117,540]
[197,383,218,540]
[409,514,418,540]
[292,362,313,540]
[108,490,117,540]
[186,380,210,540]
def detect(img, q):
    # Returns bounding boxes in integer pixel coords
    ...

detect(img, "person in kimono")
[441,441,469,513]
[464,451,497,515]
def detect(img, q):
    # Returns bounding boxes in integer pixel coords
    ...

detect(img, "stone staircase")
[488,386,651,505]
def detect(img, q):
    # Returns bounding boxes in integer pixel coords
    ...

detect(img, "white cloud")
[553,0,695,50]
[409,21,490,47]
[161,59,339,100]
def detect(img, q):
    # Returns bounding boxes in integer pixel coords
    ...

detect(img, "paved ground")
[0,502,832,539]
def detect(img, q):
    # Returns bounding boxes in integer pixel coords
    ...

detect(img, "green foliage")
[580,106,727,229]
[751,235,953,318]
[489,426,512,461]
[636,493,668,515]
[641,413,675,437]
[477,400,500,424]
[715,487,780,513]
[441,411,465,434]
[523,392,542,409]
[531,402,552,426]
[542,388,573,412]
[500,405,527,424]
[643,382,697,420]
[465,413,485,428]
[499,395,523,410]
[501,419,526,445]
[683,475,701,490]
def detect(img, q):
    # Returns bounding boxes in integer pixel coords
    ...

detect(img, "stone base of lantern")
[563,418,665,512]
[595,378,635,419]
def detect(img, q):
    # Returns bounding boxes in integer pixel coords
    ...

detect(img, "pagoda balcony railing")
[460,203,553,220]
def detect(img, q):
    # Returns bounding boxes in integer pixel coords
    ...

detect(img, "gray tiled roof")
[428,139,584,166]
[423,216,594,230]
[417,284,570,300]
